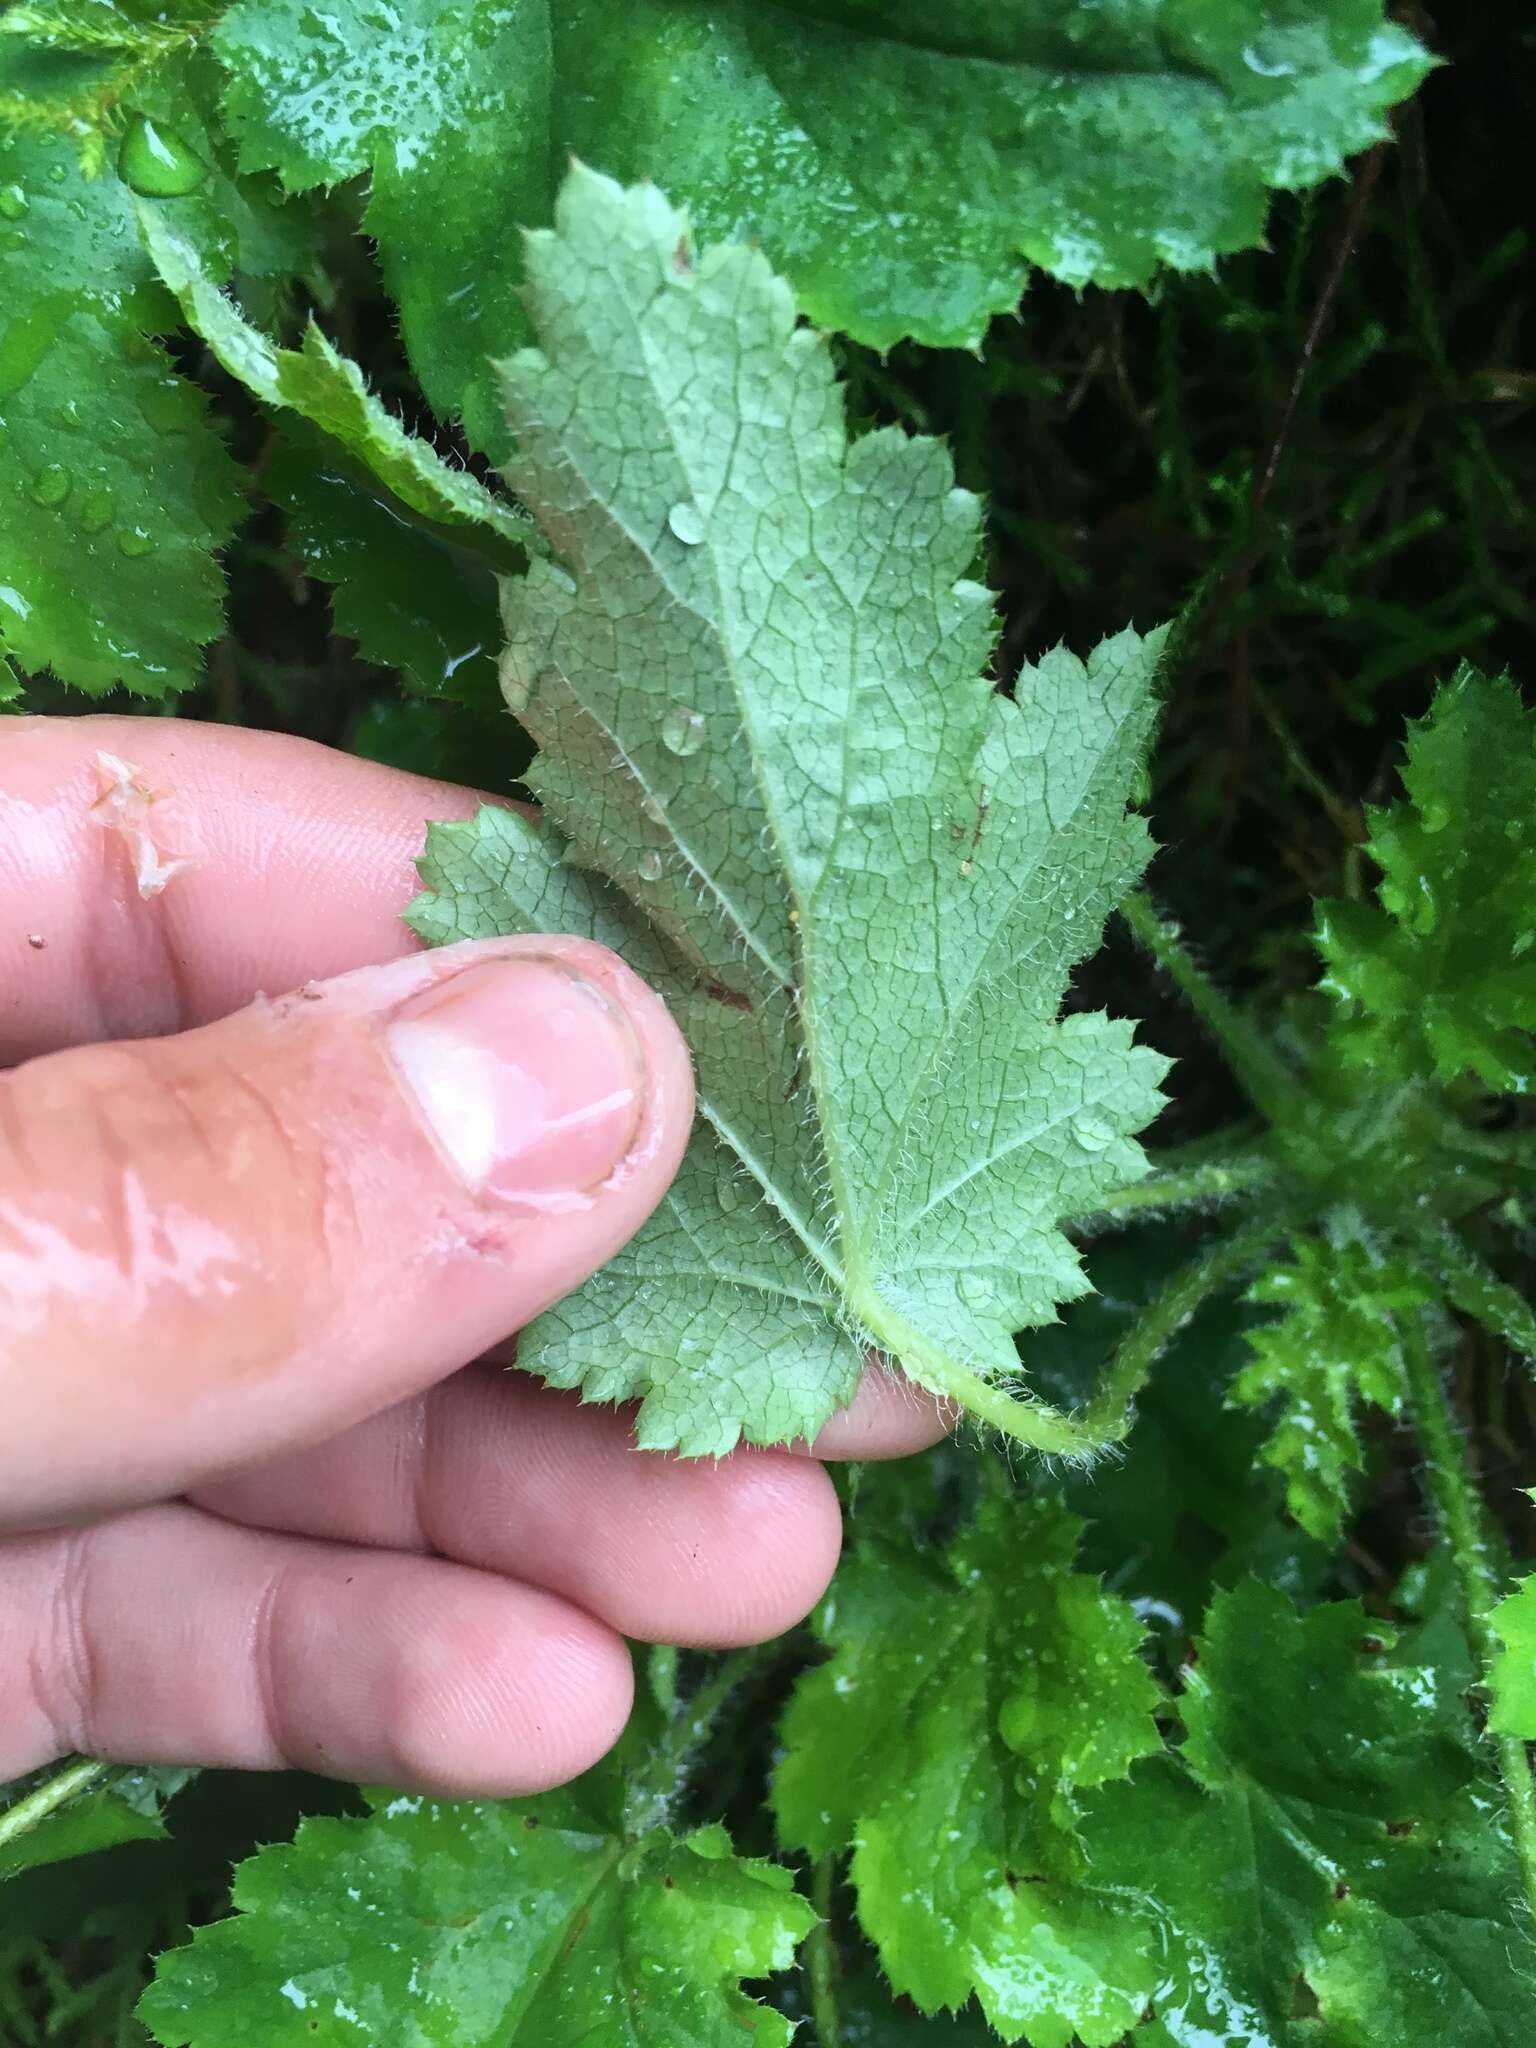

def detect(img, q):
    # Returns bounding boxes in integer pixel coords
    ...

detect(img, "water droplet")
[641,793,665,824]
[116,525,156,558]
[30,463,71,506]
[47,164,67,186]
[1420,801,1450,835]
[717,1177,741,1213]
[1505,818,1523,843]
[0,184,28,222]
[667,501,705,545]
[118,114,207,198]
[30,462,76,505]
[637,848,664,882]
[78,486,115,535]
[1071,1109,1117,1153]
[661,705,706,757]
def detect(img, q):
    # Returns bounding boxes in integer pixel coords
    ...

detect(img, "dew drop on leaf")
[29,463,72,506]
[78,487,115,535]
[1070,1108,1118,1153]
[638,848,665,881]
[667,501,705,545]
[118,115,208,199]
[0,183,27,221]
[116,525,157,558]
[661,705,706,756]
[1420,801,1450,834]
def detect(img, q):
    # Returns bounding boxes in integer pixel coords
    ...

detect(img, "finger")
[193,1370,842,1649]
[0,715,499,1063]
[0,1504,632,1793]
[0,936,693,1527]
[806,1362,958,1459]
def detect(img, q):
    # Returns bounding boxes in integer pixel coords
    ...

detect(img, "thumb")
[0,936,692,1528]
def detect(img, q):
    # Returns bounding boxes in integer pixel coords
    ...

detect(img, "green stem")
[1074,1149,1277,1227]
[629,1645,774,1822]
[807,1855,843,2048]
[1120,890,1297,1129]
[869,1214,1286,1457]
[1084,1215,1289,1439]
[1404,1216,1536,1364]
[1400,1315,1536,1922]
[0,1758,109,1857]
[855,1294,1099,1458]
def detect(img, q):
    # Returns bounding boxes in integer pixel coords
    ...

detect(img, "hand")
[0,718,947,1796]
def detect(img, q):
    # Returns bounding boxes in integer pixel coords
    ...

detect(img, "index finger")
[0,714,494,1064]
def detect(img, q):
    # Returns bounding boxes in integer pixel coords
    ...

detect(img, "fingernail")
[385,957,645,1208]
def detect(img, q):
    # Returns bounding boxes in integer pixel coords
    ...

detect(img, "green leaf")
[1489,1577,1536,1739]
[1317,665,1536,1092]
[211,0,1432,398]
[407,167,1169,1456]
[560,0,1432,349]
[773,1498,1164,2047]
[267,443,506,704]
[139,208,532,550]
[1228,1236,1434,1544]
[138,1721,814,2048]
[0,125,243,693]
[778,1571,1536,2047]
[1,1766,192,1883]
[1089,1583,1536,2047]
[212,0,550,458]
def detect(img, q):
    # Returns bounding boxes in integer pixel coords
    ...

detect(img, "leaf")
[0,125,243,693]
[211,0,1432,401]
[139,208,532,550]
[0,1767,192,1883]
[561,0,1432,349]
[266,442,506,704]
[407,167,1170,1456]
[1228,1236,1434,1544]
[784,1576,1535,2047]
[137,1720,815,2048]
[1087,1582,1536,2048]
[773,1498,1165,2047]
[1317,665,1536,1092]
[212,0,550,458]
[1488,1577,1536,1739]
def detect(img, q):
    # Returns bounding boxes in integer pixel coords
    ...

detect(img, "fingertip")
[383,1578,636,1797]
[663,1447,843,1647]
[804,1361,959,1461]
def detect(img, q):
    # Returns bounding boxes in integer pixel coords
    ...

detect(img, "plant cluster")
[3,3,1536,2045]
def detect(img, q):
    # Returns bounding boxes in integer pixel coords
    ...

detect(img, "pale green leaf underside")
[208,0,1431,438]
[409,167,1170,1456]
[139,1725,814,2047]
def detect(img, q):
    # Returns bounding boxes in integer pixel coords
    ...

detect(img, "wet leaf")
[407,167,1169,1456]
[139,1715,814,2048]
[1317,665,1536,1092]
[208,1,1431,436]
[773,1499,1164,2047]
